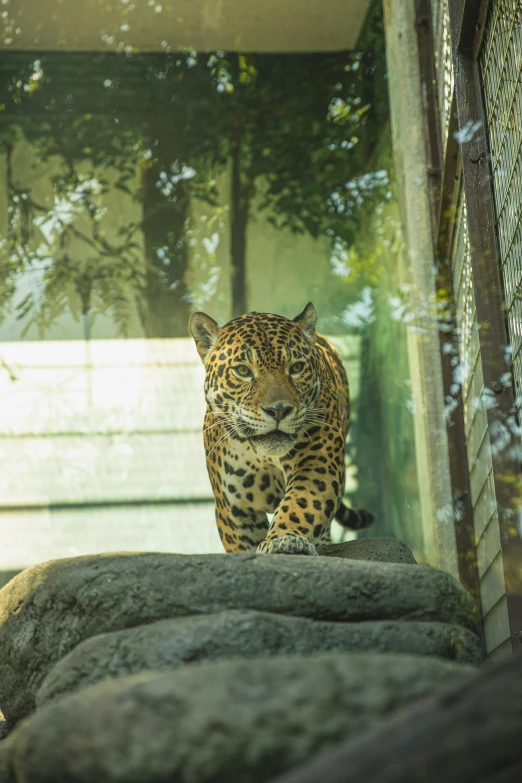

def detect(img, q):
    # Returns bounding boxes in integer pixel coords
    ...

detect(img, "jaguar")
[189,302,373,555]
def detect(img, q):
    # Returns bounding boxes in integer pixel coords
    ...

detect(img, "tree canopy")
[0,0,389,337]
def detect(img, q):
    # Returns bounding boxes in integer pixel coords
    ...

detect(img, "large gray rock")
[0,653,474,783]
[0,552,478,727]
[317,537,417,564]
[0,572,20,591]
[37,610,484,708]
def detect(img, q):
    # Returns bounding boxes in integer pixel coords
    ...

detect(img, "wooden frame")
[415,0,481,604]
[448,0,522,648]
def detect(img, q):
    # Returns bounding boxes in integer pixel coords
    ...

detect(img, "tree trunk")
[269,650,522,783]
[140,125,192,338]
[230,134,250,319]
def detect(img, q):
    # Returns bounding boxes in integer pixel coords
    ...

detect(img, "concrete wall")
[383,0,458,579]
[0,338,220,569]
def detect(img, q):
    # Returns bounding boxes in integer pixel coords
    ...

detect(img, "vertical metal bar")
[449,0,522,648]
[415,0,482,607]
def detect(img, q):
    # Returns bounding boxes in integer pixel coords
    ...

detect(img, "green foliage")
[0,133,145,337]
[0,0,389,335]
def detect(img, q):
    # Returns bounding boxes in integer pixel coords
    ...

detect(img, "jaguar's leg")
[216,508,269,552]
[256,462,341,556]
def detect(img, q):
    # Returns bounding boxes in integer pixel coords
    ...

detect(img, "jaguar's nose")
[262,403,295,423]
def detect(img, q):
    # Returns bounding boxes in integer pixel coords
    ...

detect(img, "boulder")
[0,653,474,783]
[0,552,478,726]
[37,610,484,707]
[317,537,417,564]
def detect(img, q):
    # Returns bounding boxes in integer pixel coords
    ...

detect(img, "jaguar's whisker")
[202,417,236,435]
[206,427,235,458]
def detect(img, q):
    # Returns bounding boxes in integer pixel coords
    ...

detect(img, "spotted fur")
[189,302,373,556]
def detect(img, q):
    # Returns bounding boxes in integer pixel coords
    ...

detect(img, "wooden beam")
[452,0,492,55]
[449,0,522,648]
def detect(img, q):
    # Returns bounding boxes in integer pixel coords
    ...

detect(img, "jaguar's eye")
[234,364,253,379]
[290,361,305,376]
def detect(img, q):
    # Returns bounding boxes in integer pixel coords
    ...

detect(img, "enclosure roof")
[1,0,372,53]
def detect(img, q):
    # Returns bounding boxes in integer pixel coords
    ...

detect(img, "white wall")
[0,338,222,568]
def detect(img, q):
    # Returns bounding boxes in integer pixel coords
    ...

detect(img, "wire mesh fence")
[431,0,454,145]
[481,0,522,407]
[451,192,496,522]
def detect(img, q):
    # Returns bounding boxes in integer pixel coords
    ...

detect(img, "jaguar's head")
[189,303,322,456]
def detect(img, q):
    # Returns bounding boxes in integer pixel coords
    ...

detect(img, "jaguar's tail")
[334,502,374,530]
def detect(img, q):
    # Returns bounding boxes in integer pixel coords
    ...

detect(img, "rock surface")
[0,653,474,783]
[0,552,478,726]
[37,609,483,708]
[317,537,417,564]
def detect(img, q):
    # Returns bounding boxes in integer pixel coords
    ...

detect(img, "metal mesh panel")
[452,193,480,430]
[451,189,497,549]
[431,0,454,144]
[432,0,506,653]
[452,187,503,652]
[481,0,522,404]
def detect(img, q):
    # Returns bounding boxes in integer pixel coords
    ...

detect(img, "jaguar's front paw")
[256,535,318,556]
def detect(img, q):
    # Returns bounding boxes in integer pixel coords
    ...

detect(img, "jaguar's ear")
[188,312,220,362]
[292,302,317,345]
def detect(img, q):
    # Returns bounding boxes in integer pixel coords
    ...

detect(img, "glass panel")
[0,0,421,569]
